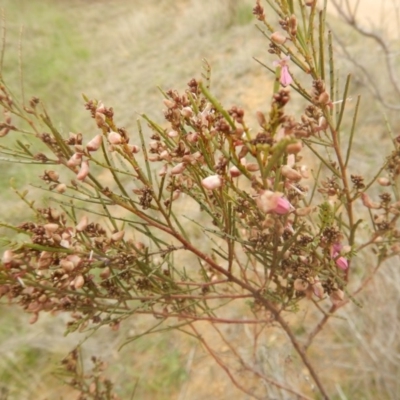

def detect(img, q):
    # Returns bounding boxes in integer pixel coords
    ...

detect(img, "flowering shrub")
[0,1,399,398]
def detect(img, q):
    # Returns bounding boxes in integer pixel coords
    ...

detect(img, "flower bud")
[377,177,390,186]
[295,206,315,216]
[160,150,171,162]
[44,223,59,234]
[76,215,89,232]
[312,282,325,299]
[256,190,291,215]
[96,102,106,114]
[159,164,168,177]
[163,99,175,109]
[256,111,266,127]
[76,160,90,181]
[335,256,349,270]
[86,134,103,152]
[229,166,241,177]
[111,230,125,242]
[148,154,160,162]
[286,141,302,154]
[38,251,53,269]
[128,144,140,154]
[100,267,111,280]
[0,127,10,137]
[46,170,59,182]
[281,165,302,182]
[55,183,67,193]
[72,275,85,289]
[67,153,82,168]
[2,250,14,265]
[171,162,186,175]
[201,175,223,190]
[108,131,122,145]
[271,31,287,45]
[318,117,328,130]
[186,132,198,143]
[330,289,344,305]
[246,163,260,172]
[171,190,181,201]
[168,130,178,138]
[60,259,75,272]
[66,255,82,268]
[318,92,330,105]
[300,165,309,179]
[181,107,193,118]
[95,112,105,127]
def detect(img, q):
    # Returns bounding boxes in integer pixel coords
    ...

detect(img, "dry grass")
[0,0,400,399]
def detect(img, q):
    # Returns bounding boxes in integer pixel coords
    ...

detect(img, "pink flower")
[273,56,293,87]
[256,190,291,215]
[330,242,349,270]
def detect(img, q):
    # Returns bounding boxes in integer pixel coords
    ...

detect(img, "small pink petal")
[280,66,293,87]
[273,196,291,214]
[335,256,348,270]
[256,190,291,215]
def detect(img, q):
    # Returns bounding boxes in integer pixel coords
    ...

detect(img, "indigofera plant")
[0,1,399,398]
